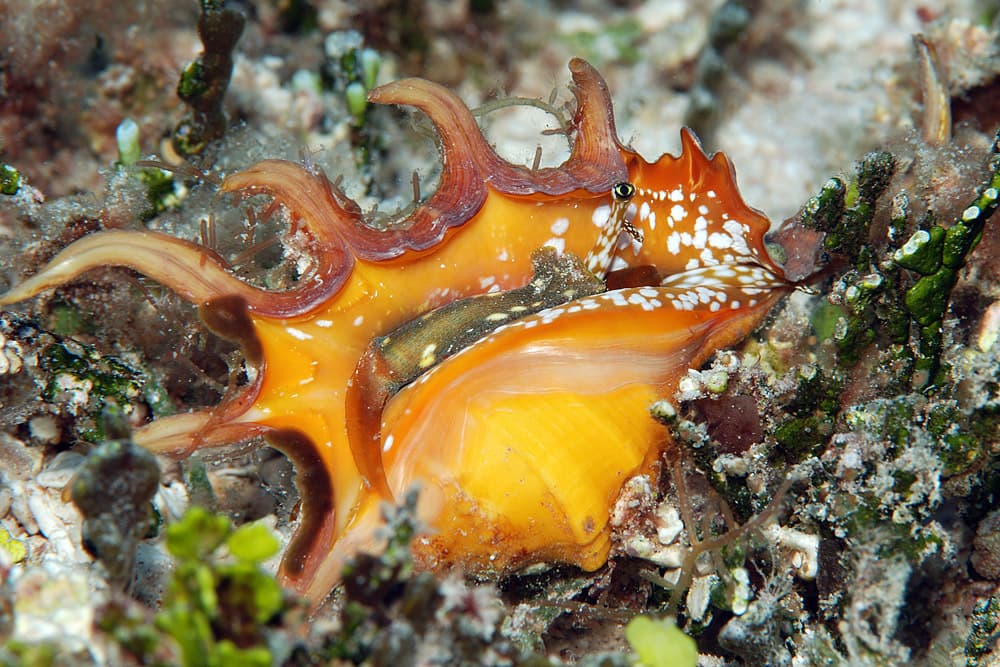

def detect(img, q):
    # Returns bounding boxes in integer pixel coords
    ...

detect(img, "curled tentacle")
[562,58,630,191]
[215,60,632,280]
[369,59,628,198]
[228,142,484,261]
[219,161,357,316]
[364,77,492,251]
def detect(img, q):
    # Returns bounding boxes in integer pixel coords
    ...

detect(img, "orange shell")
[0,60,791,605]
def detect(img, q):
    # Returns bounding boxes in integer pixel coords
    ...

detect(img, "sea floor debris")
[1,2,999,665]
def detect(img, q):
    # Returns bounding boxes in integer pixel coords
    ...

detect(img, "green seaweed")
[138,167,179,219]
[96,507,285,667]
[801,131,998,390]
[772,367,843,463]
[925,402,985,477]
[965,596,1000,666]
[39,340,145,443]
[803,151,896,261]
[773,415,830,461]
[626,616,698,667]
[895,135,1000,386]
[173,0,246,156]
[0,163,22,196]
[154,508,284,666]
[184,458,218,511]
[113,118,181,219]
[800,177,847,235]
[321,31,384,167]
[798,154,912,371]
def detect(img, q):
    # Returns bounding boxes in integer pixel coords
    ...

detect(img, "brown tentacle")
[213,60,631,277]
[133,409,265,458]
[345,344,397,500]
[559,58,629,191]
[368,59,628,197]
[266,428,338,593]
[362,77,495,255]
[220,160,355,316]
[0,230,249,308]
[0,225,345,319]
[225,147,479,262]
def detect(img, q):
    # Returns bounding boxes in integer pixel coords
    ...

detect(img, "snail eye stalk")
[613,181,636,201]
[611,181,641,242]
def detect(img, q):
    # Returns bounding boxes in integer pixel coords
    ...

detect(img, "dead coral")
[70,430,161,588]
[972,508,1000,580]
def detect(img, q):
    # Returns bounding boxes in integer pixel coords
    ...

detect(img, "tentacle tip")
[568,58,605,89]
[367,78,423,106]
[366,82,393,104]
[0,279,46,308]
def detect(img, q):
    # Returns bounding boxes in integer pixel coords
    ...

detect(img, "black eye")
[613,182,635,201]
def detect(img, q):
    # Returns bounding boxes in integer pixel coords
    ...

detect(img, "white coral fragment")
[765,524,820,580]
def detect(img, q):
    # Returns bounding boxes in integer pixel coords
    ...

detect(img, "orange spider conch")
[0,59,792,605]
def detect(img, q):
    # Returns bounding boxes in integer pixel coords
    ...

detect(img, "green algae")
[0,164,22,196]
[966,596,1000,666]
[154,508,284,666]
[173,0,245,156]
[803,152,896,261]
[626,616,697,667]
[39,340,144,443]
